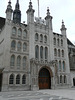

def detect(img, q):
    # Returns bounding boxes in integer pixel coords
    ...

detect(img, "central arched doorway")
[38,68,51,89]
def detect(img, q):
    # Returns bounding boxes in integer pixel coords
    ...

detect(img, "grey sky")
[0,0,75,43]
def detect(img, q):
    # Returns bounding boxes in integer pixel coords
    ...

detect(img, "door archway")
[73,78,75,86]
[38,68,51,89]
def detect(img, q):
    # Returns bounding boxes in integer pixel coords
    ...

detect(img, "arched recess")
[73,78,75,86]
[38,67,53,89]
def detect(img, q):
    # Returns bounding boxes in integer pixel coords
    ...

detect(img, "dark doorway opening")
[73,78,75,86]
[39,68,51,89]
[0,73,3,91]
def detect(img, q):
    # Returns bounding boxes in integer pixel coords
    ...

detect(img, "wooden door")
[39,68,51,89]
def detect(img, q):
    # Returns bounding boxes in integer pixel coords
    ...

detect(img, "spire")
[15,0,20,10]
[61,20,67,31]
[29,0,33,10]
[45,7,52,20]
[6,0,13,13]
[13,0,21,23]
[6,0,13,21]
[47,7,50,16]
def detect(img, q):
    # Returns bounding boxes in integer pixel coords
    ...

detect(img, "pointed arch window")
[16,74,20,84]
[60,75,62,83]
[64,75,66,83]
[17,42,21,51]
[22,74,26,84]
[12,27,16,36]
[11,40,16,50]
[10,55,15,66]
[35,33,39,41]
[18,28,22,37]
[9,74,14,84]
[62,50,64,57]
[54,38,56,45]
[45,47,48,59]
[59,61,61,71]
[40,46,43,59]
[35,45,39,59]
[63,61,65,71]
[23,43,27,52]
[40,34,43,42]
[54,48,57,56]
[44,35,47,43]
[61,39,63,46]
[58,49,60,57]
[23,30,27,38]
[57,38,59,46]
[17,56,21,68]
[23,56,26,69]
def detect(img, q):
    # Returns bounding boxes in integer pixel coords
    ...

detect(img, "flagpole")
[37,0,40,18]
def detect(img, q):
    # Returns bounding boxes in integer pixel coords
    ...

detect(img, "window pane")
[23,30,27,38]
[40,46,43,59]
[23,43,27,51]
[18,29,22,37]
[9,74,14,84]
[16,75,20,84]
[23,57,26,68]
[11,41,16,50]
[12,27,16,35]
[22,75,26,84]
[17,42,21,51]
[17,56,21,68]
[35,45,39,59]
[10,55,15,66]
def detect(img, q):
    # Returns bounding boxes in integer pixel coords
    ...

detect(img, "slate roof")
[67,39,74,46]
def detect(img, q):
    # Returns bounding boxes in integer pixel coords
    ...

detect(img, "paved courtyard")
[0,89,75,100]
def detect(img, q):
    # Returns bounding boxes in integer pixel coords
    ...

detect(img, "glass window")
[62,50,64,57]
[40,46,43,59]
[9,74,14,84]
[10,55,15,66]
[64,75,66,83]
[45,47,48,59]
[23,30,27,38]
[35,33,39,41]
[40,34,43,42]
[61,39,63,46]
[22,74,26,84]
[17,56,21,68]
[58,49,60,57]
[23,57,26,68]
[11,40,16,50]
[16,74,20,84]
[35,45,39,59]
[17,42,21,51]
[57,39,59,46]
[54,48,57,56]
[59,61,61,70]
[60,75,62,83]
[18,29,22,37]
[23,43,27,52]
[54,38,56,45]
[44,35,47,43]
[63,61,65,71]
[12,27,16,36]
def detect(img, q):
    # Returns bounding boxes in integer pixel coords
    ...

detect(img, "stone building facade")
[0,0,74,91]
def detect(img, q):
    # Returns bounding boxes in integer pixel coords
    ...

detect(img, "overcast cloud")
[0,0,75,44]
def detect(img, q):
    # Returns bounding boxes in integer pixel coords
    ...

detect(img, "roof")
[0,17,5,29]
[67,39,74,46]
